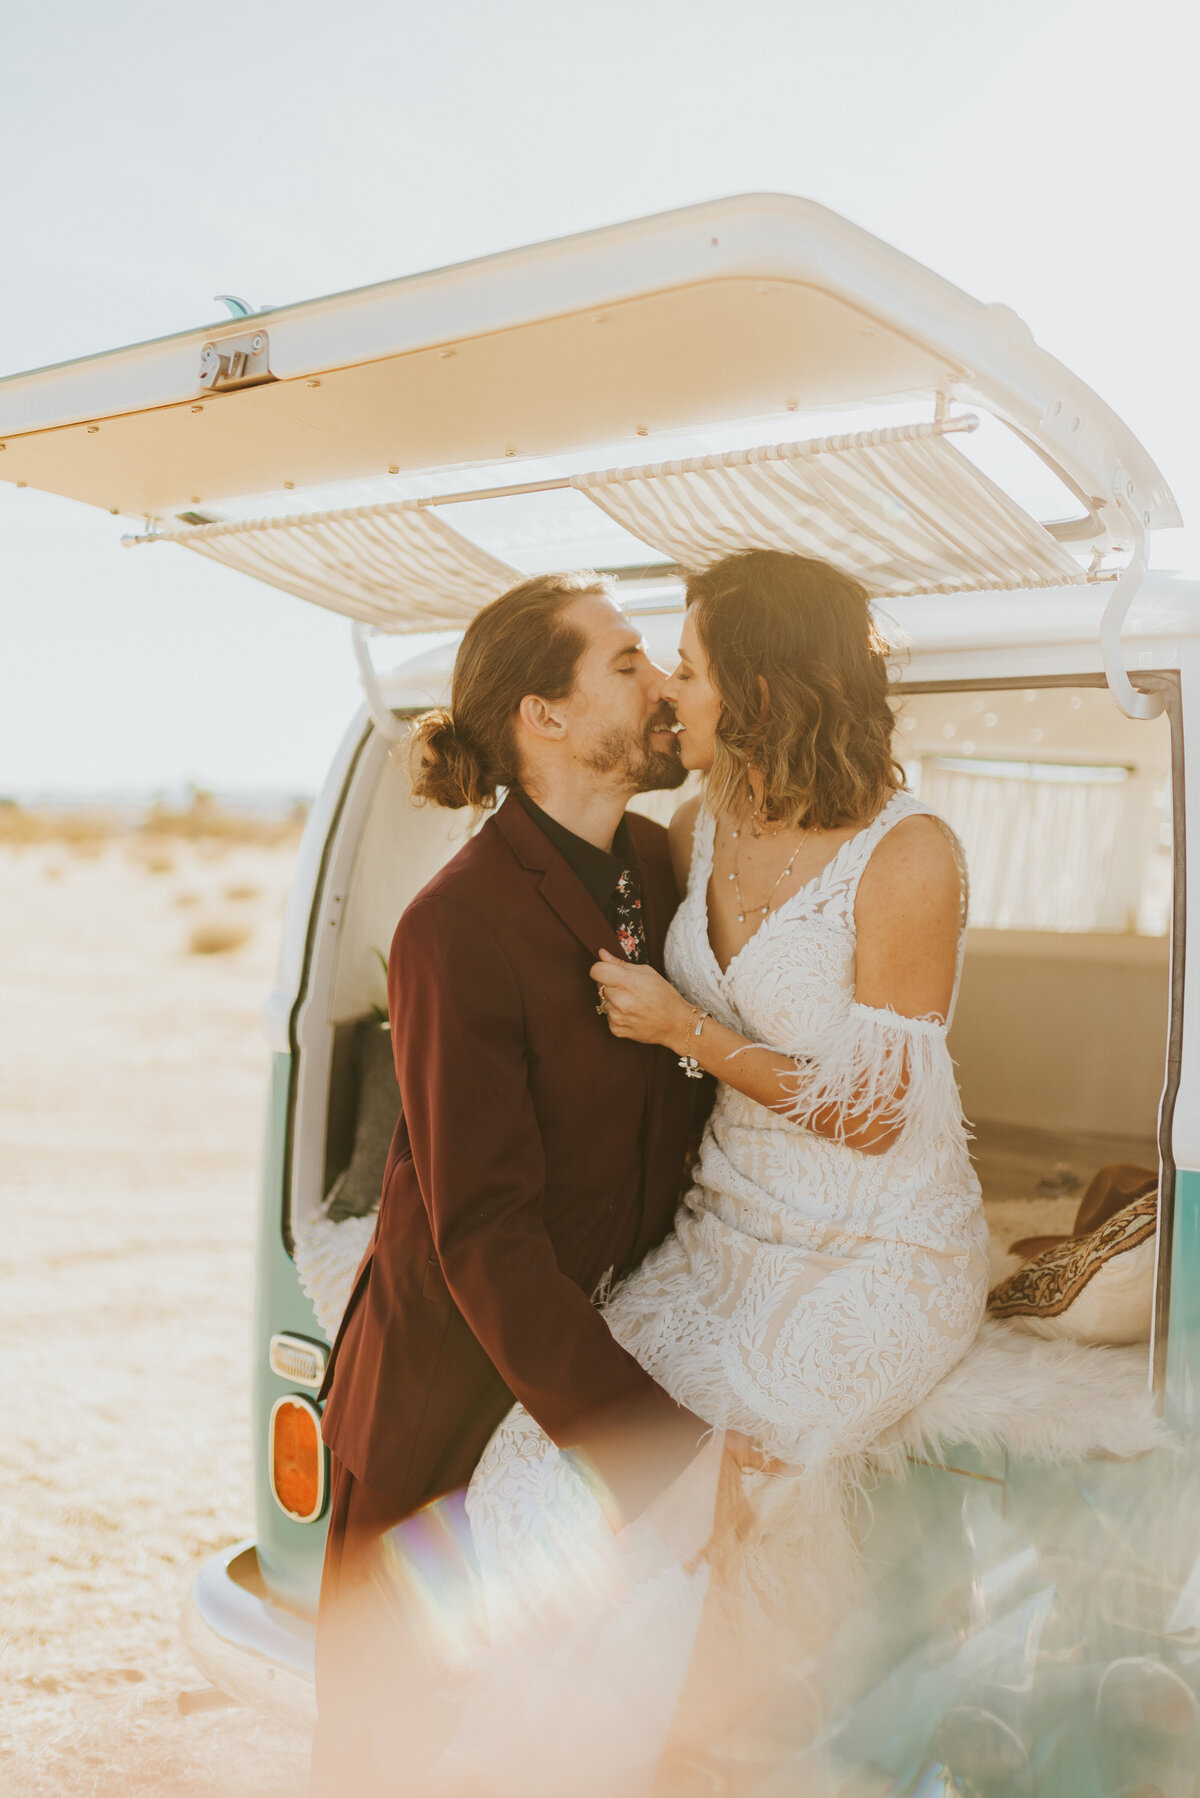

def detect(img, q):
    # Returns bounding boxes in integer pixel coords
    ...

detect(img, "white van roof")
[0,192,1177,542]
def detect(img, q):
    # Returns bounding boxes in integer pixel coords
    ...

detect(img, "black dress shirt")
[515,790,642,950]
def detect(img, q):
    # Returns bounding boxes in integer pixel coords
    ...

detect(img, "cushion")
[987,1189,1157,1346]
[324,1019,402,1222]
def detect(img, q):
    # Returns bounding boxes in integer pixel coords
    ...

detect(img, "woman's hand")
[589,948,694,1050]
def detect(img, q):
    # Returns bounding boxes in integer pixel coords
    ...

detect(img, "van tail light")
[269,1395,326,1523]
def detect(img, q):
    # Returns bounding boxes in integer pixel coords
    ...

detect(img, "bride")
[424,550,988,1793]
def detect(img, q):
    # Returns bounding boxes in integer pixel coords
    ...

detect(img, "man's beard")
[581,717,687,793]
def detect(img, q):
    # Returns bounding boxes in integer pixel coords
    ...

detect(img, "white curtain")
[917,762,1148,932]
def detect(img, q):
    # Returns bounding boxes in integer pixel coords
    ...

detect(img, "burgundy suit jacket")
[318,796,700,1510]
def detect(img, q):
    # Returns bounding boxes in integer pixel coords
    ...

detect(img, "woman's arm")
[592,815,963,1155]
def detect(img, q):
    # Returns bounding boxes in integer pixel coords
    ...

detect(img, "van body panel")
[1167,1170,1200,1434]
[252,1053,328,1616]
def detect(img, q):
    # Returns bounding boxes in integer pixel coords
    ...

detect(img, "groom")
[312,572,709,1793]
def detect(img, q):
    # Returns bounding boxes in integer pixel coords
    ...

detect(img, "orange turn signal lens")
[269,1395,326,1523]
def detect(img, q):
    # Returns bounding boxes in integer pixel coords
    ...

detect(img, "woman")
[440,550,988,1791]
[588,548,988,1469]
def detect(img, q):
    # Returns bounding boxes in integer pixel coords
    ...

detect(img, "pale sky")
[3,0,1199,796]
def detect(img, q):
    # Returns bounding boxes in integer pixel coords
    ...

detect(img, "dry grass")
[0,806,115,848]
[0,797,307,854]
[140,793,308,848]
[0,838,309,1795]
[223,884,261,904]
[186,920,252,957]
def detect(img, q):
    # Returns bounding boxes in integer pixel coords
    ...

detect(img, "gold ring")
[595,987,609,1016]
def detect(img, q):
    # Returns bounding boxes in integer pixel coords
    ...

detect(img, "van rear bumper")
[182,1540,316,1733]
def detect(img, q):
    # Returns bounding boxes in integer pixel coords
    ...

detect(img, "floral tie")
[613,865,648,964]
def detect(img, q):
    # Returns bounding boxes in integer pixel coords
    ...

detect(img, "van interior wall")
[949,928,1168,1140]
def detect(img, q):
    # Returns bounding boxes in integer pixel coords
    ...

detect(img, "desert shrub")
[0,805,113,848]
[186,920,251,957]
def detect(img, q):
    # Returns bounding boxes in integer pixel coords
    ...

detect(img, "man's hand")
[589,948,695,1050]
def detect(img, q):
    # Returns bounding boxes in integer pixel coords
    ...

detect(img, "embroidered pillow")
[988,1191,1157,1346]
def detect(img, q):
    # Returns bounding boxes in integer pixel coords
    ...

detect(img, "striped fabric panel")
[178,502,520,630]
[573,432,1085,596]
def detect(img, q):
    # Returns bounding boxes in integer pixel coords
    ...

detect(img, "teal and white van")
[4,196,1196,1792]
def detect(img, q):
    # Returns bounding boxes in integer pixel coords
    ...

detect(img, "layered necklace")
[728,804,805,925]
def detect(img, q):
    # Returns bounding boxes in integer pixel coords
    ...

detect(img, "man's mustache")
[645,706,677,737]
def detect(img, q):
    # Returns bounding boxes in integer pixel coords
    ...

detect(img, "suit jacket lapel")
[495,795,626,962]
[494,796,659,1092]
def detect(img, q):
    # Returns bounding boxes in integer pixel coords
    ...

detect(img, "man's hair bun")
[408,707,494,810]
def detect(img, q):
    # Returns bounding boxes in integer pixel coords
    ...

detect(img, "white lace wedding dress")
[432,790,989,1794]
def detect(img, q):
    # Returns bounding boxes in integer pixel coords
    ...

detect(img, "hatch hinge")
[197,328,275,393]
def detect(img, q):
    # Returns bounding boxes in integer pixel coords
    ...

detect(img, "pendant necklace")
[729,814,803,924]
[747,802,785,840]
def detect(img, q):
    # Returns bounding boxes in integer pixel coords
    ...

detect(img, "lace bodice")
[666,787,968,1054]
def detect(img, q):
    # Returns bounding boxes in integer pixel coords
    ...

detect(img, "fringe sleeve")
[772,1001,969,1160]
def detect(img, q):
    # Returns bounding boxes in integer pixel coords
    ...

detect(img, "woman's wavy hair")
[408,571,608,810]
[686,550,902,830]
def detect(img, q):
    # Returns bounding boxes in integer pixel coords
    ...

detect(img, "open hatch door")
[0,192,1180,717]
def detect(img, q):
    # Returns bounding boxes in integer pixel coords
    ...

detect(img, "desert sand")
[1,826,310,1796]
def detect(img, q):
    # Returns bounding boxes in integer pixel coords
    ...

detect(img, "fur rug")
[294,1213,1164,1472]
[871,1317,1162,1470]
[293,1212,375,1340]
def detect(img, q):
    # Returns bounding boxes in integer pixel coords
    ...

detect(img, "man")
[311,571,709,1793]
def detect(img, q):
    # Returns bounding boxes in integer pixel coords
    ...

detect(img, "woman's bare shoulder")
[854,810,962,1018]
[857,810,961,919]
[667,793,703,892]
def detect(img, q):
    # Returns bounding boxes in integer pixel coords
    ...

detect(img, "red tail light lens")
[269,1395,326,1522]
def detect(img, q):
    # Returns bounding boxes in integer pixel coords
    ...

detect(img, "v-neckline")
[699,798,896,982]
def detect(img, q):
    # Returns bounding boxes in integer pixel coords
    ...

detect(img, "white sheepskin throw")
[872,1317,1163,1471]
[293,1211,376,1341]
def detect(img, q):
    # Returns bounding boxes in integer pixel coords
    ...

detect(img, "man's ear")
[518,693,567,741]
